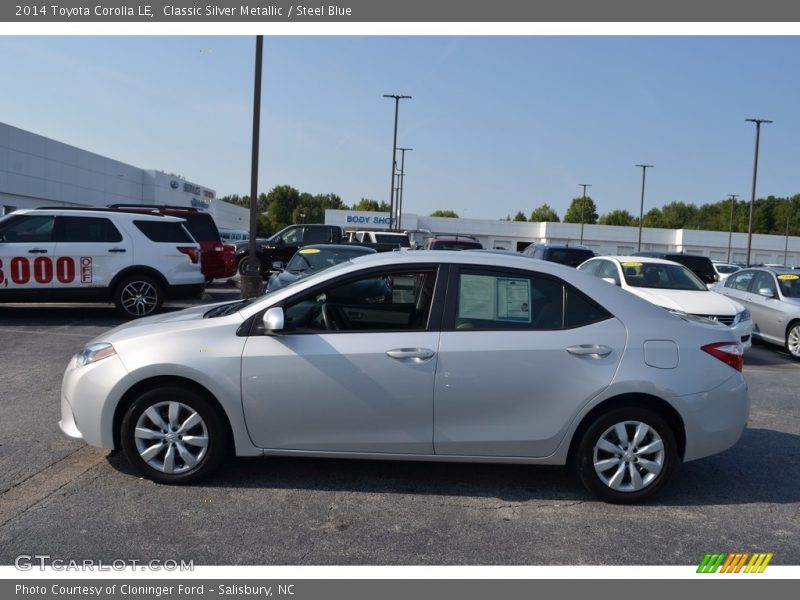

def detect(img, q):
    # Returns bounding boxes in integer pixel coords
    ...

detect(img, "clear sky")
[2,35,799,220]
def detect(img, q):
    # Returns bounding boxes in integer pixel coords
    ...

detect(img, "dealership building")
[326,209,800,267]
[0,122,248,233]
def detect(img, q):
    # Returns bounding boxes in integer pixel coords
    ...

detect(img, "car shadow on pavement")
[104,427,800,506]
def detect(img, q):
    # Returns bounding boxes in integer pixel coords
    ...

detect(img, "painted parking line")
[0,446,109,528]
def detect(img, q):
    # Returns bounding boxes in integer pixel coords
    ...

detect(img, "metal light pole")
[636,164,653,252]
[784,211,791,266]
[383,94,411,230]
[397,147,413,230]
[241,35,264,299]
[578,183,591,245]
[727,194,738,263]
[745,118,772,267]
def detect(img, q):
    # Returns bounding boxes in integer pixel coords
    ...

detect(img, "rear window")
[669,255,714,273]
[134,220,194,243]
[374,233,411,247]
[544,248,595,268]
[180,215,220,242]
[430,240,483,251]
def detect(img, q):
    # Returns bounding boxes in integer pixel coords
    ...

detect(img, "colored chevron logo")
[697,552,773,573]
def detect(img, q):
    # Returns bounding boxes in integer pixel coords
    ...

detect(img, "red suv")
[108,204,236,283]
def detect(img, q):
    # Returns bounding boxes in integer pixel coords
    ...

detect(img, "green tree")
[599,209,635,226]
[512,211,527,222]
[264,185,302,232]
[352,198,390,212]
[529,203,560,222]
[430,210,459,218]
[641,207,664,228]
[660,201,698,229]
[563,196,598,224]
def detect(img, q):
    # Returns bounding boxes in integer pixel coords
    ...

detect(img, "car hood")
[91,301,244,344]
[626,287,743,315]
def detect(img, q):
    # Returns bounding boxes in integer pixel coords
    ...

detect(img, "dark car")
[108,204,236,283]
[521,243,596,268]
[264,244,377,293]
[236,224,345,278]
[632,252,718,287]
[424,235,483,251]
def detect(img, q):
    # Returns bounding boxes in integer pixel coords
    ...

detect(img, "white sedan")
[578,256,752,349]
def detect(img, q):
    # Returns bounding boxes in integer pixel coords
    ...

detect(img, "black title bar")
[3,0,800,23]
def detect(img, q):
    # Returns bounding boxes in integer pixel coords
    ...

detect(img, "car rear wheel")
[113,274,163,319]
[786,321,800,359]
[575,407,678,504]
[120,387,227,484]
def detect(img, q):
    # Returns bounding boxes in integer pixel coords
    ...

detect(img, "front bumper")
[731,319,753,349]
[59,352,135,449]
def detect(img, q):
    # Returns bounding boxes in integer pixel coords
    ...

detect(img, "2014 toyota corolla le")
[60,251,749,503]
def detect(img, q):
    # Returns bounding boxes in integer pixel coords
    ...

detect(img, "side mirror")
[601,277,620,286]
[271,261,284,271]
[262,307,284,334]
[757,287,775,298]
[275,237,285,246]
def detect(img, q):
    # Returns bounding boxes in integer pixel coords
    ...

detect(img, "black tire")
[785,321,800,360]
[113,274,163,319]
[574,406,678,504]
[120,386,228,484]
[237,255,262,277]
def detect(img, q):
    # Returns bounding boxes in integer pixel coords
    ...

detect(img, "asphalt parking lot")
[0,284,799,566]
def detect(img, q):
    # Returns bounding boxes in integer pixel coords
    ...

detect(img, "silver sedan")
[715,267,800,358]
[60,252,749,503]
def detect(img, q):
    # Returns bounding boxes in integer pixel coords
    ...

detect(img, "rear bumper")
[202,253,237,279]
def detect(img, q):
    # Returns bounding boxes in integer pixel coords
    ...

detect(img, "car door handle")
[27,248,48,254]
[108,248,127,253]
[386,348,436,362]
[566,344,613,358]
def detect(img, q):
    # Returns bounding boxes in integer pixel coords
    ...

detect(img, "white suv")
[0,208,204,318]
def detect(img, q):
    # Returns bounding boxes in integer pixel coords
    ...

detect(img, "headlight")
[735,309,751,324]
[75,343,116,367]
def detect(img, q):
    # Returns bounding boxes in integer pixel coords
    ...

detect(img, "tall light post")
[241,34,264,299]
[383,94,411,230]
[727,194,739,263]
[578,183,591,245]
[397,147,413,230]
[636,164,653,252]
[745,118,772,267]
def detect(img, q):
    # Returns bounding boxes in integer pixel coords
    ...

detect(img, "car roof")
[299,244,377,253]
[586,256,685,266]
[13,208,185,223]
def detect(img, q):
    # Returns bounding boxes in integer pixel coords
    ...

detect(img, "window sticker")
[458,274,496,320]
[496,277,531,322]
[298,248,320,254]
[777,274,799,281]
[458,274,532,323]
[621,261,643,267]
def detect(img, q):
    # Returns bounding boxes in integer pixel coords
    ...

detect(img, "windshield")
[620,261,708,291]
[777,273,800,298]
[286,247,372,274]
[262,259,355,299]
[715,264,739,274]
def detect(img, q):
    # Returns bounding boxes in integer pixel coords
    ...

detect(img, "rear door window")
[56,216,123,243]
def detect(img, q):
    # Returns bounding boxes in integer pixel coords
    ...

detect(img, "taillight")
[223,244,236,254]
[178,246,200,264]
[213,245,224,252]
[702,342,744,372]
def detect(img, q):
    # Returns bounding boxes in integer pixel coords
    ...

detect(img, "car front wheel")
[120,387,228,484]
[575,407,678,504]
[786,321,800,359]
